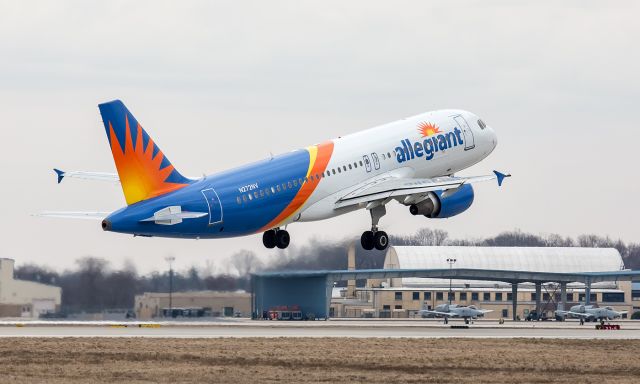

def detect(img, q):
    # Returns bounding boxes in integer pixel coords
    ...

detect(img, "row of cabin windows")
[401,291,625,303]
[235,151,395,205]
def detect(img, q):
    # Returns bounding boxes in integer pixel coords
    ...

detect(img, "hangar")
[0,258,61,318]
[252,246,640,320]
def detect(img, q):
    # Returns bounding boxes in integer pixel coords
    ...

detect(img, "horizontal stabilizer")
[52,169,120,184]
[35,211,111,220]
[140,206,207,226]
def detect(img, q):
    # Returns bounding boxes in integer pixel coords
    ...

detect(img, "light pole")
[165,256,175,318]
[446,258,457,305]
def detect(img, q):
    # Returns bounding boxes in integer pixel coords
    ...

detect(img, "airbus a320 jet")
[41,100,509,250]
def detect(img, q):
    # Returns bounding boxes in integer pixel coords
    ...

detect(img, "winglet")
[53,169,65,184]
[493,170,511,187]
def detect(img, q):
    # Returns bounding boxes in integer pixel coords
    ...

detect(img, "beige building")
[331,246,635,320]
[135,290,251,320]
[0,258,61,318]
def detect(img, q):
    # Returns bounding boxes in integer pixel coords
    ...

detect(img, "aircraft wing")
[335,170,510,209]
[420,310,455,317]
[35,211,111,220]
[557,310,592,318]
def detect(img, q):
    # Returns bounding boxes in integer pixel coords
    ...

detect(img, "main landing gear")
[360,205,389,251]
[263,228,290,249]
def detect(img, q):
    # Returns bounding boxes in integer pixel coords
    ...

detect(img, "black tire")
[374,231,389,250]
[262,230,276,248]
[276,230,290,249]
[360,231,374,250]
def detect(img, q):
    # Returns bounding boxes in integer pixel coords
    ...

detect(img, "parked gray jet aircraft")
[556,305,627,325]
[420,304,492,324]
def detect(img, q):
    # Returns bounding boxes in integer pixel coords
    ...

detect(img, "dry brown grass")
[0,338,638,383]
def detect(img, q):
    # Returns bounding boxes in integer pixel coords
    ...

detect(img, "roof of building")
[385,246,625,287]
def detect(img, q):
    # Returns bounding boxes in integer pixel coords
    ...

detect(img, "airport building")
[135,291,251,320]
[329,246,633,320]
[0,258,61,318]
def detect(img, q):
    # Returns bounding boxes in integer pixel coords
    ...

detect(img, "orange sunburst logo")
[108,116,187,205]
[417,122,441,137]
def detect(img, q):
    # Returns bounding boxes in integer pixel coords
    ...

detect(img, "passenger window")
[354,162,357,168]
[342,166,346,171]
[236,196,241,204]
[271,186,276,194]
[242,195,247,202]
[248,194,253,201]
[254,191,259,198]
[332,169,336,175]
[316,174,320,179]
[265,189,270,196]
[477,119,486,129]
[387,152,391,158]
[337,168,341,173]
[299,178,303,184]
[348,164,352,170]
[288,181,293,188]
[381,154,386,160]
[359,161,363,167]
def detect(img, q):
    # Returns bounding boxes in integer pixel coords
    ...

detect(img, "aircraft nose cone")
[101,219,112,231]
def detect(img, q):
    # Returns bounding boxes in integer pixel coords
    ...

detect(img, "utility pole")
[165,256,175,318]
[447,258,457,305]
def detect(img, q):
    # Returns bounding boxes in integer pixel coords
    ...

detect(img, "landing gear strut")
[361,205,389,251]
[262,228,290,249]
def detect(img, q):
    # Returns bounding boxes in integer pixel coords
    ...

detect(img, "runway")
[1,319,638,339]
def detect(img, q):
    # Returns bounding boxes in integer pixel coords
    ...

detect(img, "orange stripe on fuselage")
[260,141,334,231]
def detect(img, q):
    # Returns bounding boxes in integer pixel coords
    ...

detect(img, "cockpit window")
[477,119,486,129]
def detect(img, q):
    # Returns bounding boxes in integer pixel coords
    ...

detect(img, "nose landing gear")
[360,204,389,251]
[262,228,290,249]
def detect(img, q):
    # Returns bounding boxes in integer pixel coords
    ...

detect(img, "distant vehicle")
[556,305,627,325]
[420,303,492,324]
[40,100,508,251]
[524,311,549,322]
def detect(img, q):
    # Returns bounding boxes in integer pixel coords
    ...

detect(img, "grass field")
[0,338,638,383]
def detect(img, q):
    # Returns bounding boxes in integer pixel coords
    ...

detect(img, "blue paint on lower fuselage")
[106,150,311,238]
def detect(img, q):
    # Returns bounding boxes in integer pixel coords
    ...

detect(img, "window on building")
[436,292,443,301]
[543,293,550,301]
[460,292,467,301]
[424,292,431,300]
[394,305,403,310]
[394,292,403,301]
[495,293,503,301]
[507,293,513,301]
[603,292,625,302]
[448,292,455,301]
[531,293,536,301]
[483,292,491,301]
[591,293,597,302]
[502,309,509,318]
[412,292,420,301]
[471,292,479,301]
[383,305,390,310]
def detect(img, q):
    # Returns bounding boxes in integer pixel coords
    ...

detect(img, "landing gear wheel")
[361,231,374,250]
[374,231,389,250]
[275,230,290,249]
[262,230,276,249]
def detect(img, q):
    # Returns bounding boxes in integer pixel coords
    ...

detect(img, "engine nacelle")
[409,184,475,219]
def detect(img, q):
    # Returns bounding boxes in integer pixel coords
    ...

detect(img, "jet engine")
[409,184,475,219]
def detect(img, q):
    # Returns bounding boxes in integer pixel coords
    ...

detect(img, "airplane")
[40,100,509,250]
[556,305,627,325]
[420,303,492,324]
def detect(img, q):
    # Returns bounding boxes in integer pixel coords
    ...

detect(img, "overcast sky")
[1,1,638,274]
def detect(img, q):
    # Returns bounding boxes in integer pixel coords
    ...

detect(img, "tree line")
[14,229,640,313]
